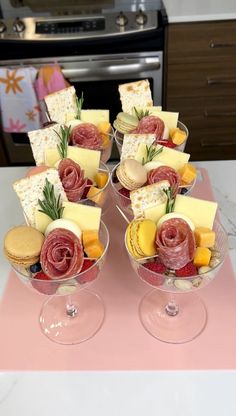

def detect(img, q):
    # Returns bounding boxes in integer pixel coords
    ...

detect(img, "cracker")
[121,133,156,161]
[28,123,61,166]
[130,180,170,218]
[13,168,68,227]
[45,86,78,123]
[118,79,153,114]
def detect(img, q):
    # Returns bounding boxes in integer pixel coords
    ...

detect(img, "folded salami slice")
[70,123,103,150]
[58,158,88,202]
[132,115,164,141]
[156,218,195,270]
[147,166,180,197]
[40,228,84,279]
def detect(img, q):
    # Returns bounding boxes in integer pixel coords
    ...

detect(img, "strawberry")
[175,262,197,277]
[32,271,58,295]
[158,139,176,148]
[82,179,93,199]
[138,261,166,287]
[118,187,130,198]
[77,259,98,284]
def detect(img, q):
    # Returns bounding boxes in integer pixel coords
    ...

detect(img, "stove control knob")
[136,10,148,26]
[116,11,128,27]
[13,18,25,33]
[0,21,6,34]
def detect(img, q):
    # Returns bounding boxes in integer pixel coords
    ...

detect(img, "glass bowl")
[124,219,228,343]
[114,120,189,157]
[100,127,114,163]
[11,221,109,345]
[110,161,196,220]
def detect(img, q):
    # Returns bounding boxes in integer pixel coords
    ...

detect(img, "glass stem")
[66,295,78,318]
[165,299,179,317]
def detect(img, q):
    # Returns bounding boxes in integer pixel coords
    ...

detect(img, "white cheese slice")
[80,110,109,125]
[135,143,190,171]
[62,202,101,231]
[173,195,218,229]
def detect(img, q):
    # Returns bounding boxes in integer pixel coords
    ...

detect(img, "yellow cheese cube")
[194,227,216,248]
[170,128,187,145]
[62,202,101,231]
[193,247,212,267]
[94,172,108,189]
[174,195,217,229]
[179,163,197,184]
[86,186,106,207]
[84,240,104,259]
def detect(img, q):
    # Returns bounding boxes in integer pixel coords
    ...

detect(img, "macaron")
[4,225,44,266]
[126,219,157,258]
[116,159,147,191]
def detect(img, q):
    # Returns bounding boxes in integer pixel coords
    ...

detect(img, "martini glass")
[11,221,109,345]
[110,161,196,220]
[114,120,189,157]
[125,219,228,343]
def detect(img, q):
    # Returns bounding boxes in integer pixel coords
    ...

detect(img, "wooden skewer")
[136,254,160,262]
[115,205,130,224]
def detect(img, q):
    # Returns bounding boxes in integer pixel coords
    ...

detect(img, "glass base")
[139,289,207,344]
[39,289,105,345]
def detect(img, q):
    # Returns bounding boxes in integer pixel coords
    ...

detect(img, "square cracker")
[121,133,156,161]
[13,168,68,228]
[28,123,61,166]
[118,79,153,115]
[130,180,170,218]
[45,86,78,124]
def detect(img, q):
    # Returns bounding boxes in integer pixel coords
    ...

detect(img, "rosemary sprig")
[54,125,71,159]
[163,187,175,213]
[133,106,150,120]
[76,92,84,120]
[142,144,163,165]
[38,178,64,220]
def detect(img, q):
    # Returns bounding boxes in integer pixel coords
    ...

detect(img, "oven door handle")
[62,58,161,79]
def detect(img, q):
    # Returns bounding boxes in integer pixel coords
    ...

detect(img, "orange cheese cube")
[82,230,99,247]
[193,247,212,267]
[170,128,187,145]
[84,240,105,259]
[86,186,106,207]
[194,227,216,248]
[179,163,197,185]
[97,121,111,135]
[94,171,109,189]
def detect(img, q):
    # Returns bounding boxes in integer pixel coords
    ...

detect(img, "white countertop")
[0,161,236,415]
[163,0,236,23]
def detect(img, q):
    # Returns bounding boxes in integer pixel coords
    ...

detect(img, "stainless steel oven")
[0,1,167,165]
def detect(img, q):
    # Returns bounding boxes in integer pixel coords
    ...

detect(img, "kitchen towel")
[0,67,41,132]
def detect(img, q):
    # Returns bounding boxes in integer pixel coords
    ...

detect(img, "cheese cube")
[194,227,216,248]
[179,163,197,184]
[174,195,217,229]
[84,240,104,258]
[80,110,109,126]
[170,128,187,145]
[193,247,212,267]
[86,186,106,207]
[62,202,101,231]
[135,143,190,171]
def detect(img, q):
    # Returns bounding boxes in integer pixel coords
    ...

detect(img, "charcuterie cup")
[11,221,109,345]
[115,120,189,157]
[125,219,228,343]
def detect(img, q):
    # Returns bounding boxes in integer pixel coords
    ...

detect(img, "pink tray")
[0,168,236,371]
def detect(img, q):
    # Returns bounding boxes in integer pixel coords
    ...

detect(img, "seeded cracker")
[130,180,170,218]
[45,86,78,124]
[118,79,153,115]
[121,133,156,161]
[13,168,68,228]
[28,123,61,166]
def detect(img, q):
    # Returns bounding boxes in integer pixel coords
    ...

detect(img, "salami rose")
[58,158,88,202]
[132,115,165,141]
[156,218,195,270]
[70,123,103,150]
[40,228,84,280]
[147,166,181,197]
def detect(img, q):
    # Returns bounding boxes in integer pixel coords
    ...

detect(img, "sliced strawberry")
[138,261,166,287]
[77,259,98,284]
[175,262,197,277]
[32,271,58,295]
[158,139,176,148]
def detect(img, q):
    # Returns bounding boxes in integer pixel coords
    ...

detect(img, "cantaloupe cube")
[94,172,108,189]
[193,247,211,267]
[82,230,99,247]
[84,240,104,258]
[170,128,187,145]
[194,227,216,248]
[179,163,197,184]
[86,186,106,206]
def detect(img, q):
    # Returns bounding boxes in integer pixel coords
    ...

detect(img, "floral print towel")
[0,67,41,133]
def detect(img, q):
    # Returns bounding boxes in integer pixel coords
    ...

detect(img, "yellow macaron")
[4,225,45,266]
[126,219,157,258]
